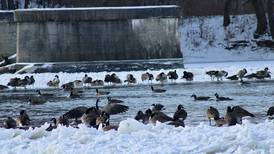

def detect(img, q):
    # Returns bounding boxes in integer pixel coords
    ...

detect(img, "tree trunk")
[251,0,268,37]
[267,0,274,39]
[223,0,232,27]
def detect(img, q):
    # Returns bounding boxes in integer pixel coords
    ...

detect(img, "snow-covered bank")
[0,60,273,90]
[181,15,274,63]
[0,119,274,153]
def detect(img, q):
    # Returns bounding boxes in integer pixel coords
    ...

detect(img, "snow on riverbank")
[181,15,274,63]
[0,119,274,153]
[0,60,273,90]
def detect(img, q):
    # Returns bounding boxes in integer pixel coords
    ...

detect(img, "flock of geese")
[1,67,274,131]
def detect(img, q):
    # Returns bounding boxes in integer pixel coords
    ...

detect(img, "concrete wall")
[0,12,16,58]
[15,6,182,63]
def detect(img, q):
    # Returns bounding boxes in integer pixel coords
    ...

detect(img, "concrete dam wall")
[15,6,182,63]
[0,11,16,58]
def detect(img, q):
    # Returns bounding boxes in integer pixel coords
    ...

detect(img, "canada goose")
[225,106,238,126]
[156,72,167,84]
[18,76,29,88]
[206,106,220,126]
[68,89,81,99]
[96,112,118,131]
[92,80,104,86]
[236,68,247,81]
[206,70,228,81]
[73,80,83,88]
[27,76,35,86]
[110,73,122,84]
[191,94,211,101]
[0,84,8,90]
[63,106,88,122]
[226,75,239,80]
[96,98,129,115]
[46,118,57,131]
[28,96,47,105]
[47,75,60,87]
[231,106,254,119]
[267,106,274,116]
[36,90,54,97]
[57,115,70,126]
[151,86,166,93]
[215,93,233,101]
[3,117,16,129]
[214,117,227,127]
[181,71,194,81]
[256,67,271,79]
[104,74,111,85]
[96,89,110,97]
[61,82,74,91]
[167,70,178,82]
[135,109,152,124]
[81,107,100,127]
[124,74,137,84]
[82,74,92,86]
[107,97,124,104]
[141,72,154,82]
[149,111,173,124]
[173,105,187,121]
[16,110,30,127]
[151,104,165,112]
[7,77,20,89]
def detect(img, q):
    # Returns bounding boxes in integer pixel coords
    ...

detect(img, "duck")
[191,94,211,101]
[82,74,92,86]
[47,75,60,87]
[3,117,16,129]
[107,97,124,104]
[181,71,194,81]
[16,110,30,127]
[155,72,167,84]
[124,74,137,84]
[167,70,178,82]
[215,93,233,101]
[63,106,88,122]
[96,88,110,97]
[151,86,166,93]
[267,106,274,116]
[141,72,154,82]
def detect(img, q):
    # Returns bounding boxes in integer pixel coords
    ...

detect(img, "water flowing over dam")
[14,6,183,67]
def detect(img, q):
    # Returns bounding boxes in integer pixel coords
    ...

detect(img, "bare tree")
[251,0,268,37]
[267,0,274,39]
[223,0,232,27]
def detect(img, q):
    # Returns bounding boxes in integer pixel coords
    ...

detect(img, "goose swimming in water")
[151,86,166,93]
[215,93,233,101]
[191,94,211,101]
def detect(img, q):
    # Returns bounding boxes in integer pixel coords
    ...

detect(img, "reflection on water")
[0,81,273,126]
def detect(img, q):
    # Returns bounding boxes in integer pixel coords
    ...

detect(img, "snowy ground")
[181,15,274,63]
[0,119,274,153]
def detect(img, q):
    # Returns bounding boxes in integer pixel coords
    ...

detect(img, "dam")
[14,6,183,68]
